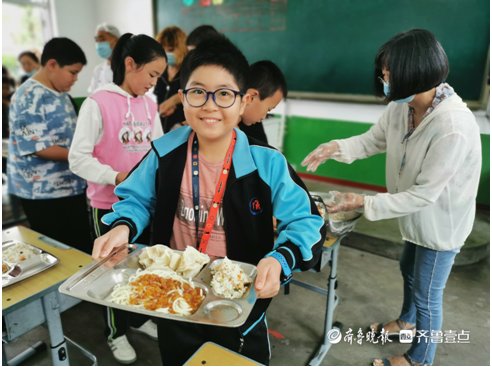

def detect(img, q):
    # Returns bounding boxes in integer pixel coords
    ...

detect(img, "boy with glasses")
[92,35,325,365]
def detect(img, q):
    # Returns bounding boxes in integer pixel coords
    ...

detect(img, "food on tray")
[310,191,360,222]
[2,242,36,263]
[210,257,251,299]
[109,269,205,316]
[176,247,211,277]
[138,245,209,278]
[329,211,361,222]
[2,262,10,274]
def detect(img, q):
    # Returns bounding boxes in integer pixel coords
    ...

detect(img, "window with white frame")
[2,0,55,80]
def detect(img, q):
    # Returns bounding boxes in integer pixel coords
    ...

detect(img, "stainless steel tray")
[58,247,257,328]
[2,240,59,288]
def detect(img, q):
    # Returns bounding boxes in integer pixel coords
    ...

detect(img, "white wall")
[271,99,490,135]
[52,0,154,98]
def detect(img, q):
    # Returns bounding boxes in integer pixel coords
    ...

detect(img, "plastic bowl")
[310,191,362,235]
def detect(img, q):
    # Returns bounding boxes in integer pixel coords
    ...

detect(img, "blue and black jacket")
[103,126,326,336]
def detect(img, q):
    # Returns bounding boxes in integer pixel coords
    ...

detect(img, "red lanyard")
[191,130,236,254]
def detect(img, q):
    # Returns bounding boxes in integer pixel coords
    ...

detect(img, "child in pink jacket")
[69,33,166,364]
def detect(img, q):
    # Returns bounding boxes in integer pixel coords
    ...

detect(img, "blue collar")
[231,128,256,179]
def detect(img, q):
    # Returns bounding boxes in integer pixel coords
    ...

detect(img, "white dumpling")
[168,251,182,270]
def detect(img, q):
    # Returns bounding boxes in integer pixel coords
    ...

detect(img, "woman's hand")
[92,225,130,260]
[115,172,129,185]
[159,94,180,117]
[254,257,282,299]
[327,192,364,213]
[301,141,340,172]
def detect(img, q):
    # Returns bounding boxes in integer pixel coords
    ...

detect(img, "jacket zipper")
[236,312,266,353]
[238,333,245,353]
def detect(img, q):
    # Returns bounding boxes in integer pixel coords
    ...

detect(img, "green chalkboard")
[155,0,489,101]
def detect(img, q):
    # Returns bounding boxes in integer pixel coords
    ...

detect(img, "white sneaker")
[108,335,137,364]
[130,320,158,340]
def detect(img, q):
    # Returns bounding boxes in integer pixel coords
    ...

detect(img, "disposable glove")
[326,191,364,213]
[301,141,340,172]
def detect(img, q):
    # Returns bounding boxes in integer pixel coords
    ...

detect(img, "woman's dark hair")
[374,29,449,101]
[111,33,167,85]
[186,25,220,47]
[41,38,86,67]
[18,51,39,64]
[247,60,287,99]
[180,35,249,93]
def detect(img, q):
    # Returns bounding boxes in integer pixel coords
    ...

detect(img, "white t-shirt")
[88,61,113,94]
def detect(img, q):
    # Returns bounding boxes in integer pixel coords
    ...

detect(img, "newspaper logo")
[327,328,342,344]
[399,330,413,344]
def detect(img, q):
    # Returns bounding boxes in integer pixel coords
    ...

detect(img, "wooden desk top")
[184,342,261,366]
[324,234,338,248]
[2,226,93,310]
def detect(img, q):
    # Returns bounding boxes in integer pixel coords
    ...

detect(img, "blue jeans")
[398,242,458,365]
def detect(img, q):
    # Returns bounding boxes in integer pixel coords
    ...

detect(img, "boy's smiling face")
[179,65,248,144]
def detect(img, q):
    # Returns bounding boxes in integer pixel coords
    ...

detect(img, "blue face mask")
[166,52,176,66]
[96,42,112,59]
[382,80,415,103]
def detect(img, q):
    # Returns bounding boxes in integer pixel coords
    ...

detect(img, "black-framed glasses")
[182,87,243,108]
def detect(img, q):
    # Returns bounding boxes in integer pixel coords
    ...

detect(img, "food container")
[58,246,257,328]
[2,240,59,287]
[310,191,362,236]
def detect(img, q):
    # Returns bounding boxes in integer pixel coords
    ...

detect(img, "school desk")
[2,226,96,365]
[184,341,262,366]
[285,234,343,366]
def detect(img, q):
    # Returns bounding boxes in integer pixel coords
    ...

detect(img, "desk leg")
[308,242,340,366]
[42,292,70,366]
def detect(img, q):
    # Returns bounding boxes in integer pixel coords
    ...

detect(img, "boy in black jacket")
[239,60,287,143]
[93,35,325,365]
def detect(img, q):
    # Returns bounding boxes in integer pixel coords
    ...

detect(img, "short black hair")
[111,33,167,85]
[40,38,87,67]
[186,25,220,47]
[374,29,449,101]
[18,51,39,64]
[180,35,249,92]
[247,60,287,99]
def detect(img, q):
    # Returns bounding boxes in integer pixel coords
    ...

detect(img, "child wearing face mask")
[69,33,167,364]
[154,26,188,132]
[88,23,120,94]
